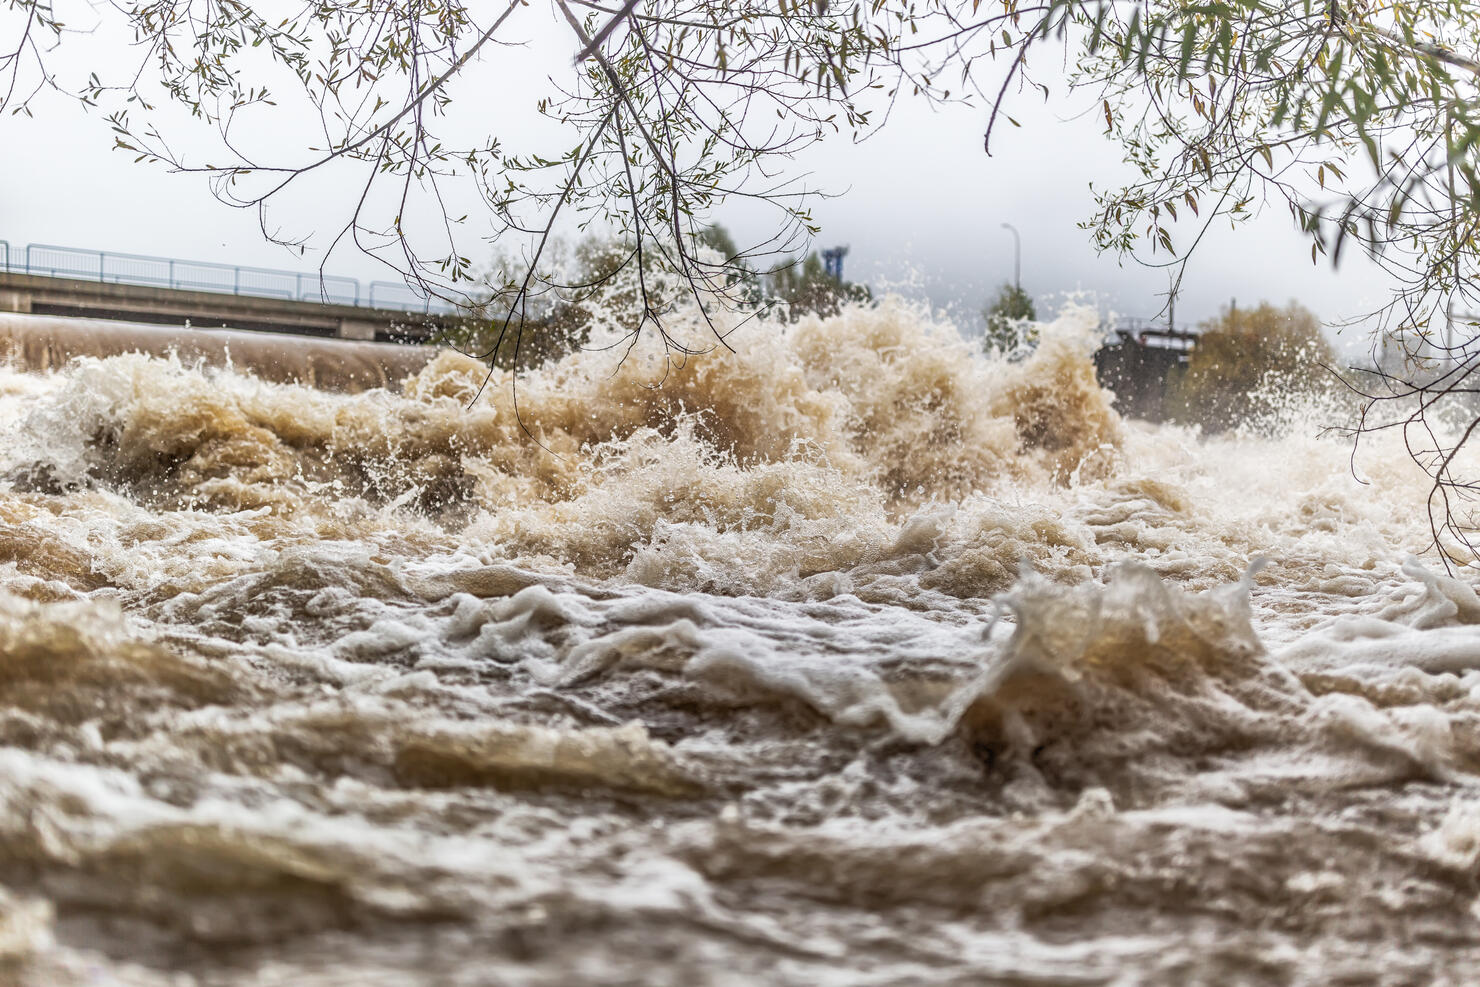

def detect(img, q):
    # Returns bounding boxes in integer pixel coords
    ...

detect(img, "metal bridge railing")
[5,241,462,314]
[368,280,464,314]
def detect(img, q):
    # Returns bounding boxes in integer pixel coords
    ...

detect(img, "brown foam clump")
[957,564,1465,805]
[0,751,482,946]
[989,323,1122,482]
[0,494,110,593]
[0,592,236,726]
[962,565,1278,798]
[391,719,708,796]
[917,499,1101,598]
[14,300,1123,594]
[470,422,894,588]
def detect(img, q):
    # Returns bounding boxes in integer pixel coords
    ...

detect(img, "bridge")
[0,241,471,342]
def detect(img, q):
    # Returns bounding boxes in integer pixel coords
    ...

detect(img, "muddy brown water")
[0,302,1478,985]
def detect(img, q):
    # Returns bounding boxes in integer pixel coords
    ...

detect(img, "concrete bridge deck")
[0,271,463,343]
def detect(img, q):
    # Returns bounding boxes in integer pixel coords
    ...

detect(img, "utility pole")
[1001,223,1021,292]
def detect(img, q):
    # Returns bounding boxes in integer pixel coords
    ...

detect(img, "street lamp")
[1001,222,1021,292]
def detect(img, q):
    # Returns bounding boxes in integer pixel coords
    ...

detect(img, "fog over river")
[1,301,1479,984]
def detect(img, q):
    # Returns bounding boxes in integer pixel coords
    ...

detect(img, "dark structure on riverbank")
[1093,325,1197,422]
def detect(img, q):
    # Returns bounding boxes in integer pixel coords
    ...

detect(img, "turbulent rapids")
[2,300,1480,984]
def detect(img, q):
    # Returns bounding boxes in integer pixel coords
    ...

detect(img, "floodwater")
[1,301,1479,985]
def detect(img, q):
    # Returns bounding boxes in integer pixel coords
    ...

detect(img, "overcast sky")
[2,5,1391,352]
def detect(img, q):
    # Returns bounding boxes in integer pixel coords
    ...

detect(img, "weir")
[0,312,436,392]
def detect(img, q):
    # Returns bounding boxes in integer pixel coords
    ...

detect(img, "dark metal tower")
[821,246,848,281]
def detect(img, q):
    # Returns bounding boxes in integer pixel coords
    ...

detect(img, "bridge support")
[338,318,383,341]
[1,289,30,314]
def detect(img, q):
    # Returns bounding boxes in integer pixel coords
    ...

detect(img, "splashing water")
[2,299,1480,984]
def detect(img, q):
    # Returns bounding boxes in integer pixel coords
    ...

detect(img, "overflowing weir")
[0,312,435,392]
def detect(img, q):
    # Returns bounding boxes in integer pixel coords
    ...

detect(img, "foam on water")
[2,300,1480,983]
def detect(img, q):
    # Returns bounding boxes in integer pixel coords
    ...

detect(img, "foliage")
[437,226,869,366]
[1056,1,1480,339]
[982,282,1037,354]
[765,251,871,320]
[1038,1,1480,554]
[7,1,1480,338]
[443,234,692,368]
[431,239,615,370]
[1167,301,1333,431]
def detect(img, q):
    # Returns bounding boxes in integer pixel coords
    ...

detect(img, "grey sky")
[1,7,1390,352]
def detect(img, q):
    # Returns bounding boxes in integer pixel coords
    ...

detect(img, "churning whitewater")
[1,300,1479,984]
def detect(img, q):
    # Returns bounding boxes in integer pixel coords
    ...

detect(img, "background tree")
[1167,301,1334,431]
[437,237,630,369]
[982,282,1037,354]
[439,224,873,366]
[765,251,871,320]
